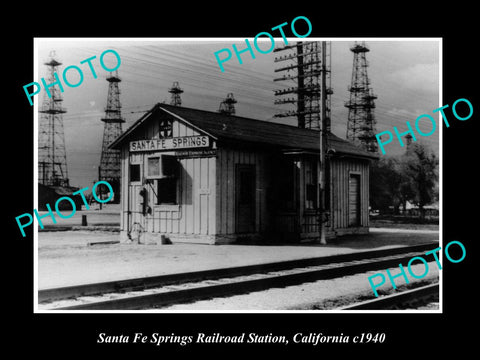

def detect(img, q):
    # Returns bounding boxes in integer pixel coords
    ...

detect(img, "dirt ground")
[160,264,440,311]
[37,228,439,289]
[36,203,121,228]
[370,219,439,231]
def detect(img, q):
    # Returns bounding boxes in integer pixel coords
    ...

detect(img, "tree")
[400,143,439,219]
[370,157,405,214]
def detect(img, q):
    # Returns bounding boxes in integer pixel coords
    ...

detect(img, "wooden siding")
[329,157,369,231]
[119,116,216,237]
[117,108,372,243]
[348,174,360,226]
[215,147,269,235]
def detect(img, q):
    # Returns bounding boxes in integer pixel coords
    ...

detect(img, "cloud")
[385,107,418,118]
[387,63,439,94]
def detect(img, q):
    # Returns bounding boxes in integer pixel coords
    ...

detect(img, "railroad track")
[38,243,439,310]
[340,283,439,310]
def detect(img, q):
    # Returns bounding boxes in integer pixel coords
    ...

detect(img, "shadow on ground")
[234,230,439,250]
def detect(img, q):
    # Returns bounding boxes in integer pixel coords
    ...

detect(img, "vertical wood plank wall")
[330,157,369,230]
[119,115,217,237]
[118,110,371,241]
[215,147,268,236]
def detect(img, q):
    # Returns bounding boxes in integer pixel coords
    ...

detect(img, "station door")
[235,165,256,233]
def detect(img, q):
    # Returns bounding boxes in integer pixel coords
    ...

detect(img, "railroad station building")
[109,103,377,245]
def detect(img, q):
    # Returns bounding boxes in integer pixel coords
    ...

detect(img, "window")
[147,157,161,178]
[129,164,141,183]
[147,155,177,179]
[148,155,178,205]
[161,155,177,177]
[157,177,177,204]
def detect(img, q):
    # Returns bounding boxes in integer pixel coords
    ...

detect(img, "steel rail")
[340,283,439,310]
[41,245,439,310]
[39,242,438,304]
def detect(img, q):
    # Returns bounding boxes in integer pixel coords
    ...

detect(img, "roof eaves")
[108,104,160,150]
[157,106,218,141]
[329,148,379,160]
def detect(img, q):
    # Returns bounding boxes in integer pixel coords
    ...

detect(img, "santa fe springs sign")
[130,135,210,152]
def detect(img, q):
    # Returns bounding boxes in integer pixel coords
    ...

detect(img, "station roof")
[109,103,377,160]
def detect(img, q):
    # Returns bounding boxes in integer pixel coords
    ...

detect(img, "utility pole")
[319,41,328,244]
[273,41,332,244]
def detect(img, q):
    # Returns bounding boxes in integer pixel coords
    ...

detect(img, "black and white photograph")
[32,38,441,312]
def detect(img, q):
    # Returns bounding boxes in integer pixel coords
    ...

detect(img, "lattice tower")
[38,51,70,187]
[218,93,237,115]
[169,81,184,106]
[98,70,124,202]
[345,42,378,153]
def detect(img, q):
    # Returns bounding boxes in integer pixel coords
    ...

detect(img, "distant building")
[109,104,377,244]
[404,201,439,217]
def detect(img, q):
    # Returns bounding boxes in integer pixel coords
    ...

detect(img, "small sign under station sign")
[130,135,209,152]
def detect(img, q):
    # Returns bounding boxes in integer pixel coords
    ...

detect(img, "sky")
[34,38,440,189]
